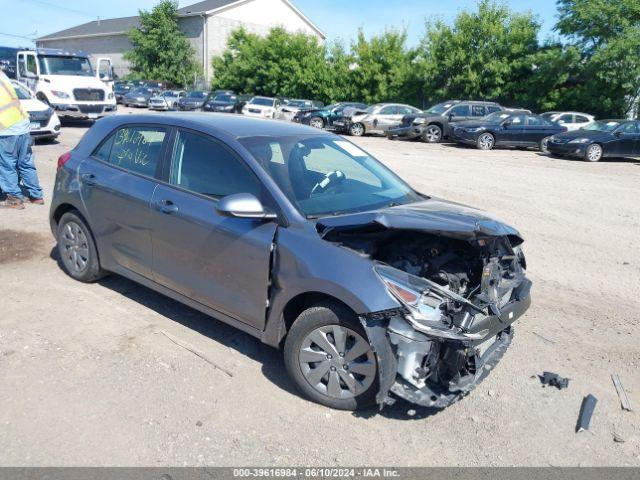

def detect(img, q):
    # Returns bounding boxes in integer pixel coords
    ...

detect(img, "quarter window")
[379,106,398,115]
[486,106,502,113]
[575,115,590,123]
[471,106,485,116]
[92,126,166,178]
[169,130,262,199]
[558,114,574,123]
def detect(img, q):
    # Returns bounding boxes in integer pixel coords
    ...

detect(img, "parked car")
[547,119,640,162]
[278,99,324,122]
[541,111,595,131]
[202,92,249,114]
[177,90,209,111]
[451,111,567,151]
[122,87,157,108]
[242,96,281,119]
[49,113,531,411]
[339,103,422,136]
[149,90,186,111]
[387,101,503,143]
[295,102,368,130]
[114,82,132,104]
[12,80,61,141]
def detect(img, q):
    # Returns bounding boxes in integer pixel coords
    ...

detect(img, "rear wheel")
[423,124,443,143]
[284,302,378,410]
[349,123,365,137]
[540,136,552,153]
[309,117,325,129]
[585,143,603,162]
[56,211,105,283]
[477,133,495,150]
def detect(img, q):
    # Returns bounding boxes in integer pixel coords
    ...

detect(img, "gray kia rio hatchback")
[50,113,531,411]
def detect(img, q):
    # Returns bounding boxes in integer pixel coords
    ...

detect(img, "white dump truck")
[16,48,116,120]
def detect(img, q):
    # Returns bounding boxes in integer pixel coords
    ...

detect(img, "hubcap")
[351,124,364,136]
[541,138,550,152]
[310,118,324,129]
[479,134,494,150]
[60,221,89,273]
[425,126,441,142]
[587,145,602,161]
[299,325,376,399]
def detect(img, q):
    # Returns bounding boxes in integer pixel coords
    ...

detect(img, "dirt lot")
[0,108,639,466]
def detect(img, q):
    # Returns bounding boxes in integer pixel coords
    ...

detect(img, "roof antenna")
[97,16,101,25]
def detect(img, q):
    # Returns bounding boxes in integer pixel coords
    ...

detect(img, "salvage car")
[278,99,324,122]
[49,114,531,411]
[451,111,566,151]
[202,92,249,114]
[12,80,61,141]
[540,111,595,131]
[122,87,157,108]
[295,102,368,130]
[547,119,640,162]
[387,101,503,143]
[113,82,132,104]
[177,91,209,111]
[340,103,422,136]
[242,96,281,119]
[149,90,186,111]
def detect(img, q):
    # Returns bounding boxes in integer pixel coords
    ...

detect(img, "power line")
[22,0,95,18]
[0,31,37,41]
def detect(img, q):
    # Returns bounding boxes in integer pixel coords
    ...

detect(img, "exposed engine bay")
[319,220,531,408]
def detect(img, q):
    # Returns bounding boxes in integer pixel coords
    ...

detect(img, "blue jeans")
[0,133,43,200]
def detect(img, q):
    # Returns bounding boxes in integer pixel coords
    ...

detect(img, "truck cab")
[16,48,117,120]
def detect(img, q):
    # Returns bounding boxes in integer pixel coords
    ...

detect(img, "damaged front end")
[319,206,532,408]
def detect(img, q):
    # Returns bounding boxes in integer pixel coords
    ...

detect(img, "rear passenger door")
[79,124,169,278]
[374,105,400,131]
[149,129,277,330]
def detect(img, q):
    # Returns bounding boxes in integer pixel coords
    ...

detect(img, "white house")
[36,0,325,82]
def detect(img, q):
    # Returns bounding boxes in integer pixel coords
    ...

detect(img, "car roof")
[95,112,327,139]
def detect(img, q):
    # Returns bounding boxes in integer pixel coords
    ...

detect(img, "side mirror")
[100,73,113,82]
[614,130,624,137]
[216,193,277,220]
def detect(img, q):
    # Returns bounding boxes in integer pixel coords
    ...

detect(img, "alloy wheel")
[298,325,376,399]
[310,118,324,129]
[425,126,442,143]
[350,123,364,136]
[540,137,551,153]
[60,221,90,273]
[478,133,495,150]
[586,144,603,162]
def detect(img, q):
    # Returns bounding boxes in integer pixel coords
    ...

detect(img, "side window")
[471,105,486,117]
[17,55,26,77]
[397,106,414,115]
[92,126,166,177]
[487,106,502,113]
[575,115,590,123]
[620,122,639,134]
[558,114,574,124]
[379,106,397,115]
[526,115,546,126]
[26,55,37,75]
[449,105,470,117]
[510,115,525,125]
[169,130,262,199]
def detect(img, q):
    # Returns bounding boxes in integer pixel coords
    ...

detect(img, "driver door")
[150,128,278,330]
[17,52,38,91]
[610,122,640,156]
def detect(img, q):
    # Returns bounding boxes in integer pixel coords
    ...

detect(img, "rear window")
[92,126,167,178]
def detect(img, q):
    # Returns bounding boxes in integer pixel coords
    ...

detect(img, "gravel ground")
[0,108,638,466]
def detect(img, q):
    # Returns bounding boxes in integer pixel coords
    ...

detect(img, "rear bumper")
[547,142,587,157]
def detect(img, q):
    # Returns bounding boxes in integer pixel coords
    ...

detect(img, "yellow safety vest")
[0,75,29,130]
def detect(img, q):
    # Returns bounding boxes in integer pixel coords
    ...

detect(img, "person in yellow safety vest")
[0,69,43,209]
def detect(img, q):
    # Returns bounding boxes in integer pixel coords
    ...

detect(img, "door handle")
[157,200,178,215]
[81,173,97,186]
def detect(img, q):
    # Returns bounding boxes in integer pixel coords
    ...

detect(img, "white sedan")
[242,96,281,119]
[12,80,61,141]
[541,111,595,131]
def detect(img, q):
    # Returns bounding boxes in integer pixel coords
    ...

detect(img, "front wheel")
[349,123,365,137]
[423,124,442,143]
[309,116,325,129]
[56,211,106,283]
[477,133,495,150]
[284,302,378,410]
[585,143,603,162]
[540,136,552,153]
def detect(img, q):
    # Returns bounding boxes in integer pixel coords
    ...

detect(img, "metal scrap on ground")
[158,330,234,377]
[539,371,570,390]
[576,394,598,433]
[611,374,633,411]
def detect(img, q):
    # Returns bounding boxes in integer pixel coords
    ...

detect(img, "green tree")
[124,0,201,88]
[555,0,640,117]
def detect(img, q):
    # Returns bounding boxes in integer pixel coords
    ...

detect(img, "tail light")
[57,152,71,171]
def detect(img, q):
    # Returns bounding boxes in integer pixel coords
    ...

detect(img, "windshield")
[187,91,207,99]
[38,55,93,76]
[114,84,130,93]
[213,94,236,102]
[426,102,456,115]
[250,97,275,107]
[483,111,514,123]
[287,100,309,108]
[581,120,620,132]
[240,134,423,217]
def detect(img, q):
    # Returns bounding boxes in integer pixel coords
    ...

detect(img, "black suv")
[387,100,503,143]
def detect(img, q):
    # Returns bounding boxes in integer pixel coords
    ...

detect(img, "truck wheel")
[284,301,378,410]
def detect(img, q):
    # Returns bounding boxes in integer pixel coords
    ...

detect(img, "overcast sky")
[1,0,562,49]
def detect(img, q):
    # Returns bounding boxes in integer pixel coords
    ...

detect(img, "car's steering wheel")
[311,170,346,196]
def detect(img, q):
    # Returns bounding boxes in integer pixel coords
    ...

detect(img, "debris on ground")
[157,330,234,377]
[613,432,626,443]
[539,371,570,390]
[611,374,633,412]
[576,394,598,433]
[532,331,556,344]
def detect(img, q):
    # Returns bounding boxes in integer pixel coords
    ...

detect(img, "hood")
[317,199,522,243]
[41,74,108,91]
[246,104,273,111]
[208,100,234,107]
[19,98,50,113]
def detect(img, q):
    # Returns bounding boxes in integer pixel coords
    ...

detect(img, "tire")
[585,143,603,162]
[284,301,378,410]
[56,211,106,283]
[423,124,443,143]
[477,132,495,150]
[349,123,365,137]
[539,136,552,153]
[309,116,325,129]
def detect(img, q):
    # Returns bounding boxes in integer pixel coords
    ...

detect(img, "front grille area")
[73,88,105,101]
[78,105,104,114]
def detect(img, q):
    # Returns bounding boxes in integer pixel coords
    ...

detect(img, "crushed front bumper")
[387,124,424,139]
[362,278,532,408]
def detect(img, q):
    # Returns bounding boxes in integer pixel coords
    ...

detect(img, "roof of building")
[37,0,325,41]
